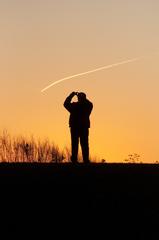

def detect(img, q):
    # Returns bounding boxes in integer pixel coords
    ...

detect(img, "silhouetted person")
[64,92,93,163]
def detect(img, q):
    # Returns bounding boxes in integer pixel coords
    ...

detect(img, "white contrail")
[41,57,140,93]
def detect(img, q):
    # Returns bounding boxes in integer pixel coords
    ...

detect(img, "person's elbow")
[63,102,67,109]
[64,102,71,112]
[63,99,68,107]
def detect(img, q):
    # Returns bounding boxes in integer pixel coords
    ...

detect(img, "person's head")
[77,92,86,102]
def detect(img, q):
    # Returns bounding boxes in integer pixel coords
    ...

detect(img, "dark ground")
[1,163,159,239]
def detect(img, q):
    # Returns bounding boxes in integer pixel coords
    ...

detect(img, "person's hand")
[69,92,76,98]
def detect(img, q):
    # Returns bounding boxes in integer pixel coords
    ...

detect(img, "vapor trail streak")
[41,57,140,93]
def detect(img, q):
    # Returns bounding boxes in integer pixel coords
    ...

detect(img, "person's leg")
[70,128,79,163]
[80,128,90,163]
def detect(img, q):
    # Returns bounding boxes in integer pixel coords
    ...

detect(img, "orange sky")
[1,0,159,162]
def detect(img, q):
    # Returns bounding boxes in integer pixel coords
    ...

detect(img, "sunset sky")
[1,0,159,162]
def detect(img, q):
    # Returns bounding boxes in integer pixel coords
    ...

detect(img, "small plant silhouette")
[101,159,107,163]
[124,153,141,163]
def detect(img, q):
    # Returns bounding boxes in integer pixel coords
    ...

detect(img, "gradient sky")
[1,0,159,162]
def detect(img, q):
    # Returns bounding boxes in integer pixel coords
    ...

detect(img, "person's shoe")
[72,161,78,164]
[71,157,78,164]
[83,159,90,164]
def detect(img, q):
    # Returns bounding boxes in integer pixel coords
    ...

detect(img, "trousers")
[70,127,89,163]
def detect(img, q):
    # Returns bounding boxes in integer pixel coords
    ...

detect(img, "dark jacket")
[64,95,93,128]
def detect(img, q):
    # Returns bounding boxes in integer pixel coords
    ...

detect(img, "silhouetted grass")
[0,130,64,163]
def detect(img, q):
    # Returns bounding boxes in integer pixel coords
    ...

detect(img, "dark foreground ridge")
[1,163,159,238]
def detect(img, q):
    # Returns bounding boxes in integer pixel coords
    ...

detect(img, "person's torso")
[69,101,92,128]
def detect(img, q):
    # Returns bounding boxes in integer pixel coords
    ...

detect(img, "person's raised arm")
[63,92,76,112]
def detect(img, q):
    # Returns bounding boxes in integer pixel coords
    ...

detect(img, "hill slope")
[1,163,159,238]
